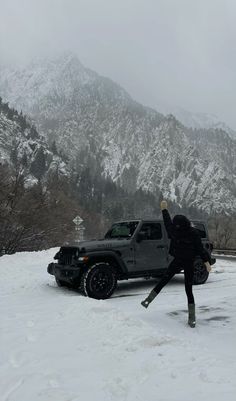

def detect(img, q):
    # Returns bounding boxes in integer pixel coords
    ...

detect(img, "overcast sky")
[0,0,236,128]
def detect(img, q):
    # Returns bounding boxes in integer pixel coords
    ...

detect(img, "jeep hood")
[65,238,132,252]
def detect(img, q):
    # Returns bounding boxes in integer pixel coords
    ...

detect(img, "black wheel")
[193,259,209,285]
[80,263,117,299]
[55,278,67,287]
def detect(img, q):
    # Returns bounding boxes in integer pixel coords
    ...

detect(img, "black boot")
[188,304,196,328]
[141,290,158,308]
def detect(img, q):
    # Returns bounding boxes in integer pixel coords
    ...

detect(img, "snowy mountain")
[0,53,236,214]
[137,116,236,213]
[170,108,236,139]
[0,99,67,183]
[154,103,236,138]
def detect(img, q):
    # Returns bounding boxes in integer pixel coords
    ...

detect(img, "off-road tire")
[80,262,117,299]
[193,258,209,285]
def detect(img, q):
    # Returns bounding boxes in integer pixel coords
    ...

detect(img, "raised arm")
[160,200,173,239]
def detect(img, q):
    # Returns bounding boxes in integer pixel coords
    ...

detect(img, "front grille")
[58,247,79,266]
[59,253,73,265]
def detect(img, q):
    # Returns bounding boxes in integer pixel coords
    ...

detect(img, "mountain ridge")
[0,53,235,214]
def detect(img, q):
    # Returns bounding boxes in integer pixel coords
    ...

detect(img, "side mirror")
[136,232,147,243]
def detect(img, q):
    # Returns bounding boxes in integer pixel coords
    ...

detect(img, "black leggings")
[153,258,195,304]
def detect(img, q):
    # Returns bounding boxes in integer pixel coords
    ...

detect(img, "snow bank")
[1,249,235,401]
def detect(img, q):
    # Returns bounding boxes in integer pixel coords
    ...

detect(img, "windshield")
[105,221,139,239]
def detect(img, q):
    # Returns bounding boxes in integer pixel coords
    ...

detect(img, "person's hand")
[160,200,168,210]
[204,261,212,272]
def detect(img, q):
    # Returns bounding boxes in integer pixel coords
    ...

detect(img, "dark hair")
[173,214,191,230]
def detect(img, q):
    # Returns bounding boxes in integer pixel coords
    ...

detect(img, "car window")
[139,223,162,240]
[191,222,207,238]
[105,221,139,238]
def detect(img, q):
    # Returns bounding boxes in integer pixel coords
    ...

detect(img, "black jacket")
[162,209,209,262]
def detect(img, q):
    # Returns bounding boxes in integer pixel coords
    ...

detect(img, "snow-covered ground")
[1,249,236,401]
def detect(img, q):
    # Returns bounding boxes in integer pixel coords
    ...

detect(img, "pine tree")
[50,140,58,155]
[30,147,46,180]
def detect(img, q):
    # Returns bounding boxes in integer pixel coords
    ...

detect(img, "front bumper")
[47,262,83,283]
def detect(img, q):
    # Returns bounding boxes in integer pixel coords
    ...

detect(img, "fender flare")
[84,250,128,275]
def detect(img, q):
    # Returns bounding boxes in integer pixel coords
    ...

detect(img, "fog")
[1,0,236,128]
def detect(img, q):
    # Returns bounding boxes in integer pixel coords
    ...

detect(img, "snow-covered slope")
[137,116,236,213]
[155,104,236,138]
[1,249,236,401]
[0,53,236,213]
[0,101,67,182]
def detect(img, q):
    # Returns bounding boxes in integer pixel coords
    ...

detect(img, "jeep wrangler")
[47,219,216,299]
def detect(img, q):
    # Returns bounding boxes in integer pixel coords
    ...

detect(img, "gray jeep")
[47,219,216,299]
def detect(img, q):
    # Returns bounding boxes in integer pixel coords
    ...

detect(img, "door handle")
[156,245,165,249]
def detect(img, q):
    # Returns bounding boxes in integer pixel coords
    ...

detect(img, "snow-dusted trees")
[0,164,81,253]
[208,216,236,249]
[30,147,47,180]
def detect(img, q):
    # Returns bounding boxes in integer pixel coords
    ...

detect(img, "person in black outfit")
[141,200,212,327]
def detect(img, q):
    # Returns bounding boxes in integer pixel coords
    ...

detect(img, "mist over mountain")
[154,103,236,139]
[0,53,236,215]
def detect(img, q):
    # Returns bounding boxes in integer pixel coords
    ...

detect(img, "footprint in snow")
[48,378,60,388]
[8,351,33,369]
[199,305,223,313]
[9,354,21,368]
[125,345,138,352]
[26,320,35,328]
[138,336,173,348]
[105,376,130,400]
[168,309,187,316]
[90,306,114,314]
[205,315,230,322]
[26,333,38,342]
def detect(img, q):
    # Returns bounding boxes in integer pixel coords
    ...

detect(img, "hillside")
[0,53,236,214]
[0,97,67,182]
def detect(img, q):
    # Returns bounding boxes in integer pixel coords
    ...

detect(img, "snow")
[1,249,236,401]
